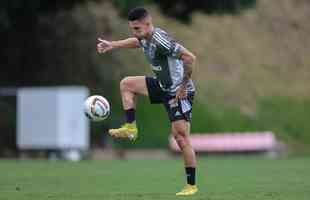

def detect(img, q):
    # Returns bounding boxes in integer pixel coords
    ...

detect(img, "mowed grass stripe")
[0,157,309,200]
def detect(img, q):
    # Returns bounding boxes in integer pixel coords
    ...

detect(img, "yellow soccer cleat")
[176,184,198,196]
[108,123,138,140]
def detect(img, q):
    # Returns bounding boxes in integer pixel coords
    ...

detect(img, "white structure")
[17,86,89,153]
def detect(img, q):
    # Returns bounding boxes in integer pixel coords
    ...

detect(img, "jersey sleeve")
[153,30,183,58]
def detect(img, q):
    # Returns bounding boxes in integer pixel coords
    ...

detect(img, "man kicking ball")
[97,7,198,196]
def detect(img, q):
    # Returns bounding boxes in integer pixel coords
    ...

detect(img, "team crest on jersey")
[140,39,147,47]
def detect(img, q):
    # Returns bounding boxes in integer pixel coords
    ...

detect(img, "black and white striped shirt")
[139,27,195,94]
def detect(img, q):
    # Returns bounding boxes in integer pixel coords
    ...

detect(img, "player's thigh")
[121,76,149,96]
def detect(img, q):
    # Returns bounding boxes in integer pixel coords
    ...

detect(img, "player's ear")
[143,15,152,25]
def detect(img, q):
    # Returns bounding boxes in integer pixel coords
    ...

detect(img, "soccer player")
[97,7,198,196]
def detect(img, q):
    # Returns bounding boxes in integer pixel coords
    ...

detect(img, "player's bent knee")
[174,133,190,150]
[120,77,132,91]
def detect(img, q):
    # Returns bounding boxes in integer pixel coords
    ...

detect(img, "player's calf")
[172,121,197,193]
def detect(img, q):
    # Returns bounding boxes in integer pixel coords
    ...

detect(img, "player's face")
[128,18,152,39]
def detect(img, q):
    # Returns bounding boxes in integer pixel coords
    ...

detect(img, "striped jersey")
[138,27,195,95]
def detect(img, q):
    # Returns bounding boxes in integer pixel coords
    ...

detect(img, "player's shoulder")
[154,27,169,36]
[152,27,174,49]
[153,27,171,40]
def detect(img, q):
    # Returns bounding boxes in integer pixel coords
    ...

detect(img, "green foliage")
[191,102,257,133]
[111,0,257,22]
[112,0,152,17]
[0,0,96,87]
[256,96,310,143]
[135,97,170,147]
[156,0,257,22]
[193,96,310,146]
[0,0,90,31]
[0,98,17,155]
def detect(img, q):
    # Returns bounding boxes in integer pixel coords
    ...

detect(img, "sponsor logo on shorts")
[175,111,181,116]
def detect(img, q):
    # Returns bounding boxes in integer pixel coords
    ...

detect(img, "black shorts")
[145,76,194,122]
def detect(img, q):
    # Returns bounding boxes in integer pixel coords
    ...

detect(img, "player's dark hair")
[128,7,149,21]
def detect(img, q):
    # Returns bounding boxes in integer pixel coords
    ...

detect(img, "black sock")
[125,108,135,123]
[185,167,196,185]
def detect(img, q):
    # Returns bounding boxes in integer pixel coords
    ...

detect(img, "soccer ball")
[84,95,110,121]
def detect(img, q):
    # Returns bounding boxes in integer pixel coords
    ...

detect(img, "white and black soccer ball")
[84,95,110,121]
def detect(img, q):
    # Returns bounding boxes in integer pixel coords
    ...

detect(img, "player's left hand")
[175,84,187,102]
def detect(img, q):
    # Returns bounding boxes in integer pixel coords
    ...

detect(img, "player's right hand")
[97,38,113,53]
[175,84,187,102]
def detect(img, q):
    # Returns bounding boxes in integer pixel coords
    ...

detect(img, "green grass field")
[1,156,310,200]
